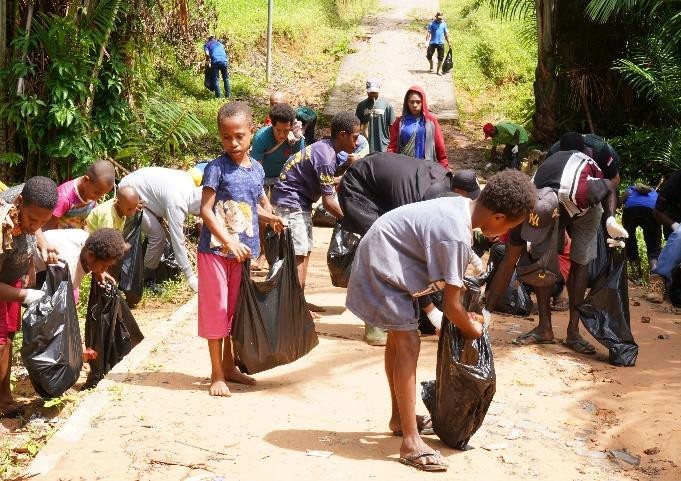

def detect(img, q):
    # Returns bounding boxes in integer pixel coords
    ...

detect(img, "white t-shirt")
[34,229,88,287]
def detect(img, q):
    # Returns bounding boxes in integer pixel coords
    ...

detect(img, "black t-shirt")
[338,152,451,235]
[655,170,681,222]
[547,134,620,180]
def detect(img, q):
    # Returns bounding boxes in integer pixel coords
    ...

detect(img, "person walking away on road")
[198,101,285,397]
[620,183,661,282]
[387,86,448,169]
[482,122,529,168]
[204,36,230,98]
[345,170,535,472]
[85,185,140,233]
[645,169,681,303]
[425,12,450,75]
[119,167,203,293]
[486,150,626,354]
[251,102,305,270]
[271,112,360,317]
[0,177,58,418]
[355,78,395,154]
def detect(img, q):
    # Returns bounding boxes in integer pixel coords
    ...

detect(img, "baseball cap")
[521,187,559,244]
[451,169,481,199]
[366,78,380,93]
[483,123,495,139]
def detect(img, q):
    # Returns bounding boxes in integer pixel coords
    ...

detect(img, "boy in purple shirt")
[270,111,360,313]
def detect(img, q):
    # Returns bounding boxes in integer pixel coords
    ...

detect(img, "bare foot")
[389,414,433,435]
[209,379,232,397]
[307,302,326,313]
[225,367,256,385]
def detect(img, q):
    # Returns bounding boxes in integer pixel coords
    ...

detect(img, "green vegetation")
[440,0,536,133]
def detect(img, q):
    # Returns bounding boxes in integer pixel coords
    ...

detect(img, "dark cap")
[451,169,481,199]
[559,132,585,152]
[521,187,559,244]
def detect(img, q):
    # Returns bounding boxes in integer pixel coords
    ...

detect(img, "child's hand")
[223,241,251,262]
[465,312,484,339]
[83,348,98,362]
[93,271,116,287]
[270,216,286,233]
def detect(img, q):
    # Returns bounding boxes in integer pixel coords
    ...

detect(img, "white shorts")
[274,205,313,256]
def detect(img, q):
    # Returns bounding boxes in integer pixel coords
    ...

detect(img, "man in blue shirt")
[425,12,450,75]
[204,36,230,98]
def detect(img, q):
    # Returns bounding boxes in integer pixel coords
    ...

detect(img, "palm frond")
[488,0,535,20]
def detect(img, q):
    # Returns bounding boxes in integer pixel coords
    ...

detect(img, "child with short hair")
[198,101,285,397]
[85,185,140,233]
[45,159,116,230]
[0,177,58,417]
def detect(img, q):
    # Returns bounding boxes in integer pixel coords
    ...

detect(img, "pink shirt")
[53,179,96,229]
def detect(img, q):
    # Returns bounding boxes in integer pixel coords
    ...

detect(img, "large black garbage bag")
[21,264,83,398]
[155,240,182,283]
[204,64,214,91]
[263,225,280,267]
[442,48,454,74]
[84,281,144,388]
[422,277,495,449]
[327,223,362,288]
[485,243,533,316]
[232,230,319,374]
[670,265,681,308]
[422,321,496,449]
[578,246,638,366]
[588,225,610,286]
[118,211,144,306]
[418,278,482,334]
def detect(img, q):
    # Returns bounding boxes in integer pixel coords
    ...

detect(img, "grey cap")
[366,78,380,93]
[451,169,481,199]
[521,187,559,244]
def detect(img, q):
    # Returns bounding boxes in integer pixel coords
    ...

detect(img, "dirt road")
[22,226,681,481]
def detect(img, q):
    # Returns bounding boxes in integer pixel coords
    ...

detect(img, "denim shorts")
[274,205,313,256]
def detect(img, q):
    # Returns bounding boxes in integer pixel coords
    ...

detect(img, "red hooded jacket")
[387,85,448,169]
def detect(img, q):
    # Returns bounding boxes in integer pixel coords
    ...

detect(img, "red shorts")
[197,252,243,339]
[0,279,23,345]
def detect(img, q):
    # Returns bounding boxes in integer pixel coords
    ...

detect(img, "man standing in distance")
[355,79,395,154]
[425,12,450,75]
[204,36,230,98]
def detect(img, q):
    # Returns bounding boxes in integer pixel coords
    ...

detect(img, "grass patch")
[441,0,535,135]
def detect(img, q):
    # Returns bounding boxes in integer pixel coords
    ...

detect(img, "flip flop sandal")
[399,451,448,472]
[512,332,558,346]
[393,415,435,436]
[550,301,569,312]
[563,338,596,355]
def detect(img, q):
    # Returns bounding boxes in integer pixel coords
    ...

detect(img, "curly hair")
[330,111,360,138]
[84,228,127,261]
[479,169,536,220]
[217,101,253,126]
[269,103,296,125]
[21,176,58,209]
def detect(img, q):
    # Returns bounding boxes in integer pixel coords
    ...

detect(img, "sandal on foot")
[512,332,557,346]
[550,300,569,312]
[563,338,596,355]
[393,415,434,436]
[399,451,448,472]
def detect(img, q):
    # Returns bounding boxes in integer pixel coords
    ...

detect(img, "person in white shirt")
[119,167,201,292]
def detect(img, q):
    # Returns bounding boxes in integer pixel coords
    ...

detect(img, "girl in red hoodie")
[387,85,449,169]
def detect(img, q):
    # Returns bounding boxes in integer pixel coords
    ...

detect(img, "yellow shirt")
[85,198,125,232]
[0,180,8,192]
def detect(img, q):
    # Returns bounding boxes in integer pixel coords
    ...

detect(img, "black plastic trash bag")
[84,281,144,388]
[232,230,319,374]
[263,225,280,267]
[442,48,454,74]
[418,278,482,334]
[21,264,83,398]
[118,211,144,306]
[327,223,362,288]
[485,244,533,316]
[155,240,182,283]
[422,322,496,449]
[670,265,681,308]
[312,204,336,228]
[204,64,214,91]
[588,225,610,286]
[578,245,638,366]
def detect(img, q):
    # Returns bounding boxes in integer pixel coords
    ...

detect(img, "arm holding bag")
[21,264,83,398]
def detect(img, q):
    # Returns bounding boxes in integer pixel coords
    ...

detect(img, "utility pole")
[266,0,273,82]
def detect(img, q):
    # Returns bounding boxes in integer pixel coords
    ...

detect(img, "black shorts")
[426,44,445,61]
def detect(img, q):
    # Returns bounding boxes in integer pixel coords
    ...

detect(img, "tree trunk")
[532,0,558,144]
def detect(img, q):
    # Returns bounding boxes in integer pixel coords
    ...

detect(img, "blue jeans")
[652,228,681,282]
[211,61,230,98]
